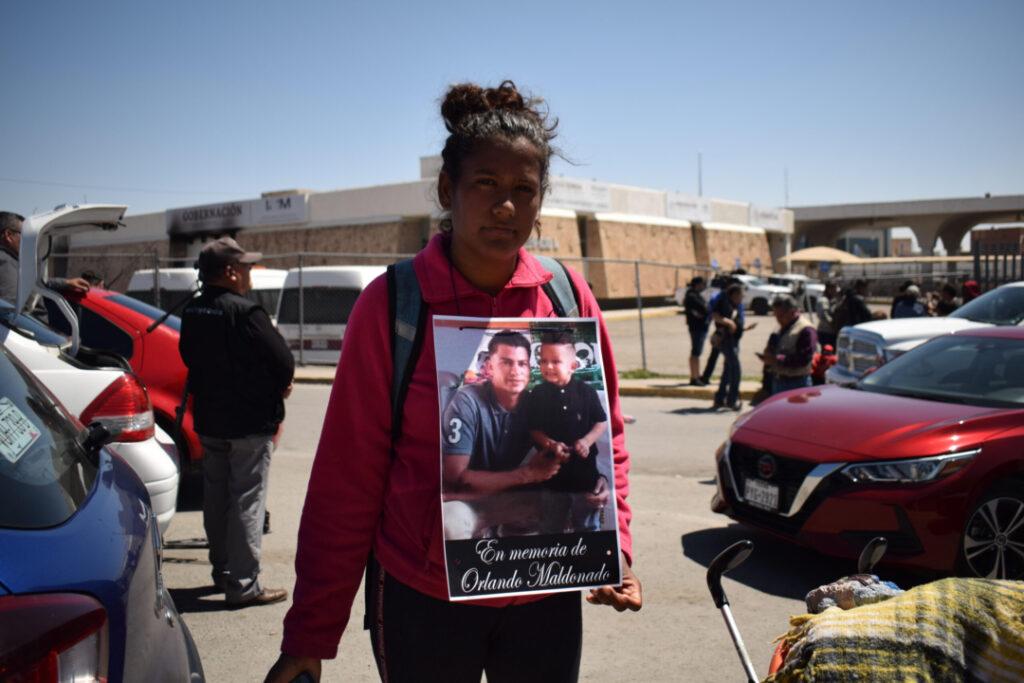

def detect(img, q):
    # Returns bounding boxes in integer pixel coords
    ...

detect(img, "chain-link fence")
[52,249,1012,372]
[52,250,715,369]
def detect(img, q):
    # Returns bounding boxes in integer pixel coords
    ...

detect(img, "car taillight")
[80,374,155,443]
[0,593,109,682]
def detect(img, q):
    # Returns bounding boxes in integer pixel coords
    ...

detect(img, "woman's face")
[439,137,543,266]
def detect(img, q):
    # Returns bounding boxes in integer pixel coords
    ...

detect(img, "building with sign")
[65,157,794,303]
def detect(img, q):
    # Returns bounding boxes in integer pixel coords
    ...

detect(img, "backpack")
[363,254,581,627]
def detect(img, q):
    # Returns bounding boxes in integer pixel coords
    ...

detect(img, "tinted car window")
[248,289,281,317]
[125,289,157,307]
[80,308,135,360]
[0,347,97,528]
[860,335,1024,408]
[950,286,1024,325]
[277,287,360,325]
[108,293,182,333]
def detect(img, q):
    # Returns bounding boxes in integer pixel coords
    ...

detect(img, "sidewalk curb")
[602,306,681,322]
[294,374,334,384]
[619,385,758,400]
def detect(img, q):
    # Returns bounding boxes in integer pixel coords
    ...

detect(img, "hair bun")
[441,80,528,132]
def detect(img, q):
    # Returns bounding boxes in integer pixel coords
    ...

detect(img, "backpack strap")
[367,259,424,631]
[534,254,580,318]
[386,259,426,449]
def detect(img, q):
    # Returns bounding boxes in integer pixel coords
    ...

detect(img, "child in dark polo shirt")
[525,330,609,533]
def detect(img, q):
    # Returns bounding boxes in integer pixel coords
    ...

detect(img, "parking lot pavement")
[600,310,779,380]
[162,387,907,682]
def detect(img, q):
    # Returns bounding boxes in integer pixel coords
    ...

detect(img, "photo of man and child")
[433,316,621,599]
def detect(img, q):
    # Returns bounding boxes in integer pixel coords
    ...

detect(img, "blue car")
[0,345,203,681]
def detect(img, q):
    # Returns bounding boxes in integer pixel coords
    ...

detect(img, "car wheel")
[752,298,769,316]
[960,482,1024,580]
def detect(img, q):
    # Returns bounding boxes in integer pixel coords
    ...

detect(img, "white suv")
[826,281,1024,386]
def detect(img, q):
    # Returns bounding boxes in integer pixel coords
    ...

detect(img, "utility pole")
[697,153,703,197]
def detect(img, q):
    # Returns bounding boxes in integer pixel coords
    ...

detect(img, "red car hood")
[735,385,1021,461]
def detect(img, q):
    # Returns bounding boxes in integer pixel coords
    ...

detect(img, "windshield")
[742,276,766,287]
[950,286,1024,325]
[107,293,182,332]
[0,346,97,528]
[859,334,1024,408]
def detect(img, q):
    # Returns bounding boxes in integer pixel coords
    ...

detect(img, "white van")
[126,267,287,321]
[276,265,386,364]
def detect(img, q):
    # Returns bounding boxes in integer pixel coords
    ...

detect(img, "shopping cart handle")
[707,540,753,608]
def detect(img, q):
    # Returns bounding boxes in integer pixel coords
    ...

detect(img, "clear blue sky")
[3,0,1022,220]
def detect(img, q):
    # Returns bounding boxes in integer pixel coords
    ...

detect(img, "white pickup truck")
[674,273,791,315]
[826,281,1024,385]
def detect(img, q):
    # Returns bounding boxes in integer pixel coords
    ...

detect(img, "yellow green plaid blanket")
[767,578,1024,682]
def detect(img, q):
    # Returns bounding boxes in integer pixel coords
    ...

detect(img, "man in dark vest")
[179,236,294,608]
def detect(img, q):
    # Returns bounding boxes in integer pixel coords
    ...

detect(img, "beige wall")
[241,219,428,269]
[63,211,776,303]
[583,218,697,300]
[699,226,773,275]
[710,199,750,225]
[531,214,582,259]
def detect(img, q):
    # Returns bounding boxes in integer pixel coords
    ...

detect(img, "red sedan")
[712,327,1024,579]
[60,288,203,475]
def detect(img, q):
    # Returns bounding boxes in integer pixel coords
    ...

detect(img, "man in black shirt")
[179,237,294,608]
[711,284,745,411]
[835,279,873,330]
[683,277,709,386]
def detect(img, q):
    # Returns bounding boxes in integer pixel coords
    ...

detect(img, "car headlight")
[841,449,979,484]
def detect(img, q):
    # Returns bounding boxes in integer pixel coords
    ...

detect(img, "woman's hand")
[587,554,642,612]
[264,654,321,683]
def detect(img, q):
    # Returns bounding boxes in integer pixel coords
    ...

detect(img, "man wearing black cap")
[179,236,294,608]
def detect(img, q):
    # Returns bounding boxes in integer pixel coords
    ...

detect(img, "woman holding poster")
[266,81,641,683]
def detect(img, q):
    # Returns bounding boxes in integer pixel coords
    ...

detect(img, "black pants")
[701,346,720,383]
[368,569,582,683]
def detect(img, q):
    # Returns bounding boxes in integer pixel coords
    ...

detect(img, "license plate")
[744,478,780,512]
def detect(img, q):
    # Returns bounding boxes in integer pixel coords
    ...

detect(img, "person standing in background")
[683,276,709,386]
[1,211,91,304]
[179,237,294,609]
[761,294,817,395]
[815,280,839,348]
[933,283,961,316]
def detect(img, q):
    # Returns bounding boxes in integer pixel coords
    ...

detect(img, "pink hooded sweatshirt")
[281,234,633,658]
